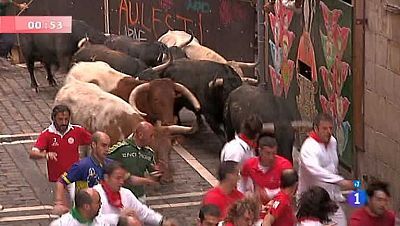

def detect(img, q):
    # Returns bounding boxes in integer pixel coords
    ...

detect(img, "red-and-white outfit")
[266,190,296,226]
[202,186,244,220]
[241,155,292,204]
[220,133,258,192]
[297,131,346,226]
[93,182,163,226]
[33,123,92,182]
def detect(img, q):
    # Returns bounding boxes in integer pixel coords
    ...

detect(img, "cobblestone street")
[0,63,221,225]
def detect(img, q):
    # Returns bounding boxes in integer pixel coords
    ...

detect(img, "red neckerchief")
[309,131,331,148]
[298,217,321,222]
[100,181,123,209]
[239,133,258,149]
[309,131,323,143]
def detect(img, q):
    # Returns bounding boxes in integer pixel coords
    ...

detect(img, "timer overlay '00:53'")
[0,16,72,33]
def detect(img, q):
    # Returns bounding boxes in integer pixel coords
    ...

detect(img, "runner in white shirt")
[220,114,263,192]
[297,113,354,226]
[50,188,121,226]
[94,161,178,226]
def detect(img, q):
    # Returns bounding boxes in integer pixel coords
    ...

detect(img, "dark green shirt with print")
[108,138,156,197]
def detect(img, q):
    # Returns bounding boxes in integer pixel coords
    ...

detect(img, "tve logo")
[347,180,368,207]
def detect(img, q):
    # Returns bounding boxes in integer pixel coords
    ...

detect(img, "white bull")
[157,30,258,81]
[54,77,194,182]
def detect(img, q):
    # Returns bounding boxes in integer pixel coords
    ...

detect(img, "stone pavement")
[0,62,219,225]
[3,61,396,226]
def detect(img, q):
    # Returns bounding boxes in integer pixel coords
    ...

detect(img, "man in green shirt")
[108,121,163,203]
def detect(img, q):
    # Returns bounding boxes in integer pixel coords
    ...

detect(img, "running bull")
[72,40,148,76]
[139,58,244,141]
[224,84,312,162]
[66,61,200,126]
[54,76,196,182]
[19,19,107,92]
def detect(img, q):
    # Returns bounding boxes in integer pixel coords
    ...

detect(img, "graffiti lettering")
[125,26,147,41]
[186,0,211,13]
[119,0,203,43]
[160,0,173,10]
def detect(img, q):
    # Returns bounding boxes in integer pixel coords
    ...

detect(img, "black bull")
[19,20,107,92]
[224,84,312,162]
[138,59,243,140]
[0,34,16,57]
[72,43,148,76]
[104,35,168,67]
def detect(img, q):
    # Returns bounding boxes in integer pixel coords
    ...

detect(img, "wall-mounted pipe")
[103,0,110,34]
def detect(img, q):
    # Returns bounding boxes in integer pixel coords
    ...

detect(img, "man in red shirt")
[262,169,298,226]
[202,161,244,219]
[241,136,292,204]
[349,180,395,226]
[29,105,92,182]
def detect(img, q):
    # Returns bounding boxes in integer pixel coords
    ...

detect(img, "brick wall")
[361,0,400,212]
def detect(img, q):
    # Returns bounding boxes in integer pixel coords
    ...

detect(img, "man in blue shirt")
[52,131,113,215]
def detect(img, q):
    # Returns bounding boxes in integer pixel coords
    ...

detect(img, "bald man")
[52,131,114,215]
[51,188,123,225]
[108,121,163,203]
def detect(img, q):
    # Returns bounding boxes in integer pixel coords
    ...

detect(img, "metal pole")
[103,0,110,34]
[256,0,266,85]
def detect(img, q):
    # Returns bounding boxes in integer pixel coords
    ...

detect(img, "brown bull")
[67,61,200,125]
[55,77,193,182]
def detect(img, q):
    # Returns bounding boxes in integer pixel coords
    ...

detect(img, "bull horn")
[177,34,194,48]
[174,82,201,111]
[228,60,259,68]
[241,77,258,85]
[208,78,224,88]
[128,83,150,116]
[262,123,275,134]
[291,120,313,130]
[77,37,89,48]
[164,125,194,134]
[151,50,172,72]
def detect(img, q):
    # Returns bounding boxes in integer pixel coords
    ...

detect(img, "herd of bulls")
[18,19,311,182]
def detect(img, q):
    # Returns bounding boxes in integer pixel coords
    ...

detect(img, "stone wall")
[362,0,400,212]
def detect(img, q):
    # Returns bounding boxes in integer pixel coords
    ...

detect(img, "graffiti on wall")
[319,1,351,155]
[125,26,148,41]
[119,0,203,42]
[160,0,174,10]
[186,0,211,13]
[219,0,248,26]
[268,0,295,98]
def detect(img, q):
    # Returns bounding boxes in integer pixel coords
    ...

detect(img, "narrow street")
[0,63,222,225]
